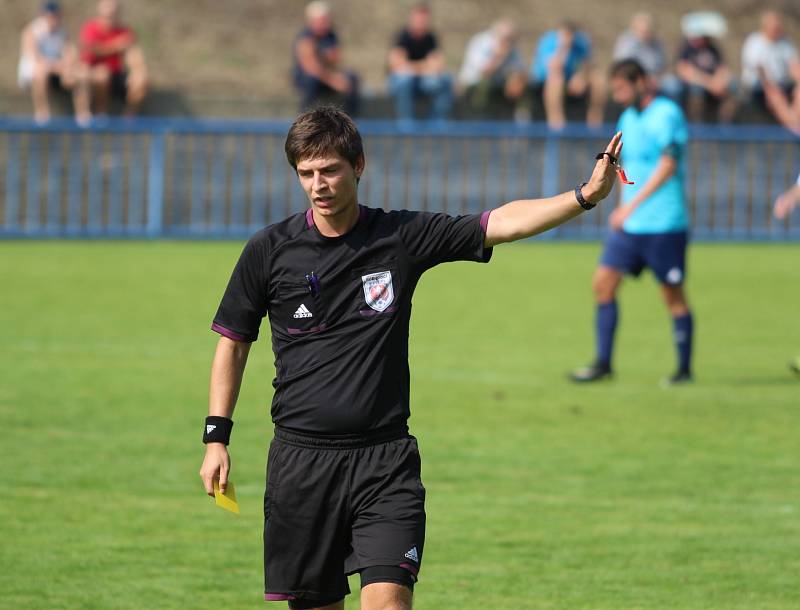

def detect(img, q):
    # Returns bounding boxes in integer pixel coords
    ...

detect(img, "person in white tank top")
[18,2,90,125]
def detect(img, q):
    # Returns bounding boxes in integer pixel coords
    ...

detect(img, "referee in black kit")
[199,106,623,610]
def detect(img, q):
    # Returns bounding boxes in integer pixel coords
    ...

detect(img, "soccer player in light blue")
[571,59,694,384]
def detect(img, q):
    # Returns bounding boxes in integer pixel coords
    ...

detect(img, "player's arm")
[609,153,676,230]
[389,46,412,73]
[485,132,622,247]
[774,182,800,220]
[199,336,251,497]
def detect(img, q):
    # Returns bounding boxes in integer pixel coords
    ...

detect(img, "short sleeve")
[396,210,493,271]
[394,30,409,50]
[574,32,592,63]
[211,237,270,342]
[653,105,688,160]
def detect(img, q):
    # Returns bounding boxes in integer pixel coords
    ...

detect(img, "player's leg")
[263,433,351,608]
[570,265,623,382]
[570,229,644,382]
[348,436,425,610]
[361,581,413,610]
[647,231,693,384]
[660,282,693,384]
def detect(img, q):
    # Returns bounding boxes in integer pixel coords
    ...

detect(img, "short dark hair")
[284,106,363,171]
[609,59,647,83]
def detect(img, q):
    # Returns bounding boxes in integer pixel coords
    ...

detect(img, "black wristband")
[575,182,596,210]
[203,416,233,445]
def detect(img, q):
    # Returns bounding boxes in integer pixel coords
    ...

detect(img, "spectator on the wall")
[741,9,800,133]
[675,35,736,123]
[458,19,526,119]
[531,21,605,130]
[80,0,148,116]
[388,3,453,123]
[292,1,359,115]
[613,13,668,84]
[18,2,90,125]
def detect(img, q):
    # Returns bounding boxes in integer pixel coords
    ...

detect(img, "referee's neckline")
[305,204,368,240]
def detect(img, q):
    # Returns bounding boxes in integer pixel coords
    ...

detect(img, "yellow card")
[213,480,240,514]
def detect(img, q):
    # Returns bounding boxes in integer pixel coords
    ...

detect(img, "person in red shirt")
[80,0,147,116]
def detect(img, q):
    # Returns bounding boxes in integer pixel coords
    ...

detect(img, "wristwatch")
[575,182,596,210]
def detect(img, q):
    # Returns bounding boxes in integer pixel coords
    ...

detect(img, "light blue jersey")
[616,96,689,234]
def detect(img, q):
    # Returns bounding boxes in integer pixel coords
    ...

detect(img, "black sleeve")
[211,236,270,343]
[394,29,410,51]
[396,210,493,271]
[428,33,439,53]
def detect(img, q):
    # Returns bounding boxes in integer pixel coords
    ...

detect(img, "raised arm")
[198,336,251,497]
[485,132,623,247]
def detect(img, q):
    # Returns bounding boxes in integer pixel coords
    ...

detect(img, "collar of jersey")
[305,204,367,241]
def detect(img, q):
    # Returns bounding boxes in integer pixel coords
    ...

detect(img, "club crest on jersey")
[361,270,394,312]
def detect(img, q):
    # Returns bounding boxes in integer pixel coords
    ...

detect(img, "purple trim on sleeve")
[399,562,419,576]
[479,210,492,236]
[265,593,296,601]
[211,322,251,343]
[305,208,314,228]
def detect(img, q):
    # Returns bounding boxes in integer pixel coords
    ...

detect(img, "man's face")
[408,8,430,37]
[762,12,783,41]
[44,11,61,31]
[97,0,119,26]
[610,75,643,107]
[308,13,331,37]
[296,152,363,220]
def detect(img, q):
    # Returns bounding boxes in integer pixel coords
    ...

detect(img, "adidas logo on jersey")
[404,547,419,562]
[293,304,313,319]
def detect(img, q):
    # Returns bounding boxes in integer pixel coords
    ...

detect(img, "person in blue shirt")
[571,59,695,385]
[531,22,606,129]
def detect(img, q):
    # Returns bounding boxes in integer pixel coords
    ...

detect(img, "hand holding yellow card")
[213,480,240,514]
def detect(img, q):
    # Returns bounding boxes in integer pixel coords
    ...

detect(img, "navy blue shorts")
[600,230,688,285]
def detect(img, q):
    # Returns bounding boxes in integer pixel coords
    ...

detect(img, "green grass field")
[2,241,799,610]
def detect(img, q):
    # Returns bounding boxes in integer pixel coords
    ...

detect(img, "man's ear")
[354,154,365,179]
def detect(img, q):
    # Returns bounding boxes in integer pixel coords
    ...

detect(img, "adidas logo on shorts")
[404,547,419,562]
[293,304,313,319]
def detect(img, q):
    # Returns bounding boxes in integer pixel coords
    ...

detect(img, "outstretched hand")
[584,132,624,204]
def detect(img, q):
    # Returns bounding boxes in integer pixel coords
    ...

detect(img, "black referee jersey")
[212,205,492,436]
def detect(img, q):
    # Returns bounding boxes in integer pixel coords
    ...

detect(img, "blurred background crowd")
[4,0,800,132]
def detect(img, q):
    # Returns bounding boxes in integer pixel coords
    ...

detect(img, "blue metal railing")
[1,116,798,240]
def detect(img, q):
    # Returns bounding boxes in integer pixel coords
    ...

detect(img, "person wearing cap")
[292,1,360,115]
[18,2,91,124]
[675,13,736,123]
[79,0,148,116]
[458,19,527,119]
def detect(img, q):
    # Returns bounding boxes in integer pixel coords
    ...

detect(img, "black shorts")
[110,71,128,99]
[263,426,426,604]
[601,230,689,285]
